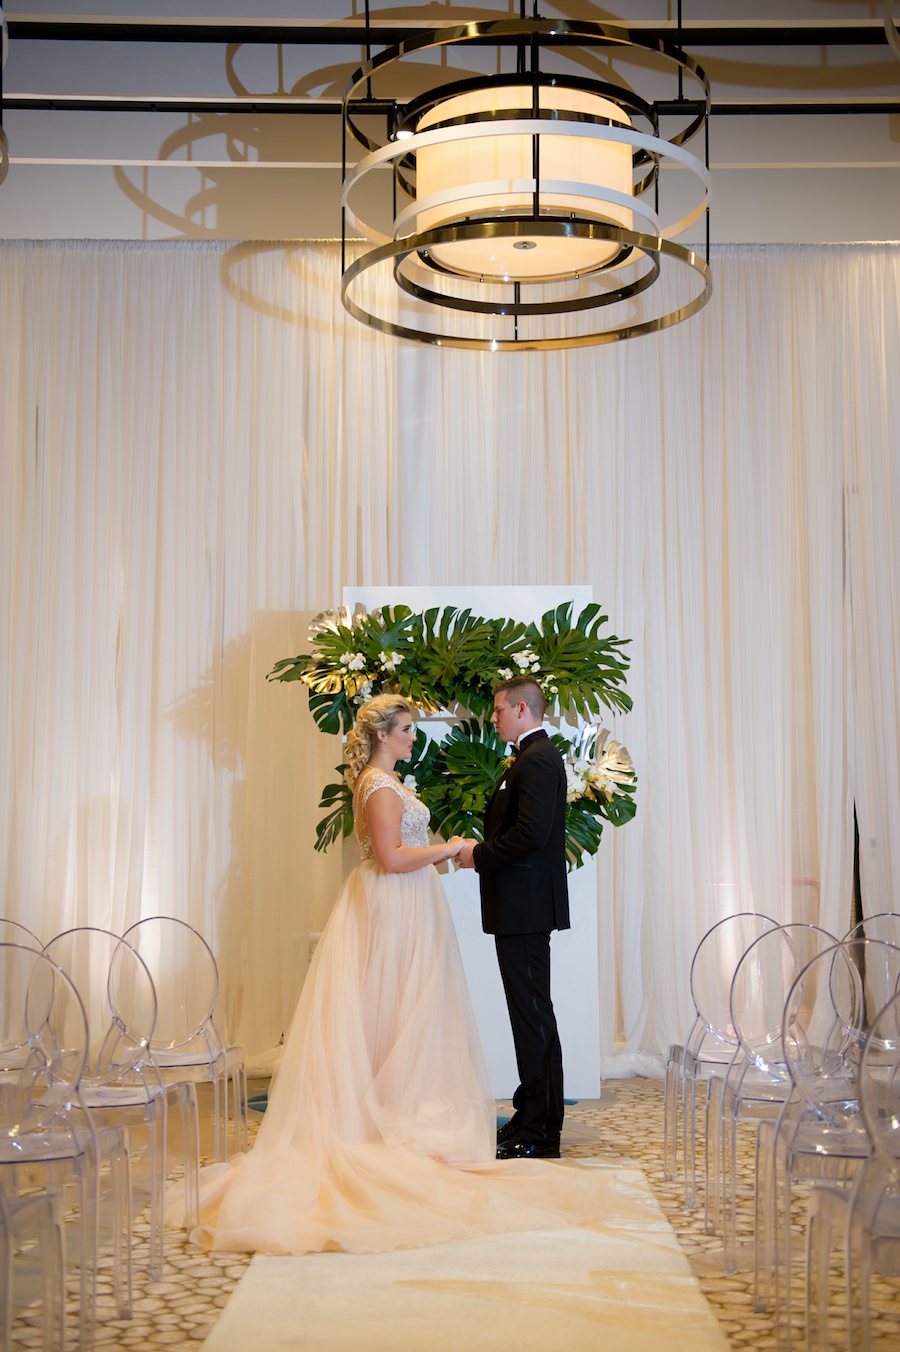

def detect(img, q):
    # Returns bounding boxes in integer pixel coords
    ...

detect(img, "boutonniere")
[501,755,515,772]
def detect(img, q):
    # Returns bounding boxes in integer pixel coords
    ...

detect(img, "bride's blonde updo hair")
[344,694,415,789]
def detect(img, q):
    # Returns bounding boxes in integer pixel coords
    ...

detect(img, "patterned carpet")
[8,1078,900,1348]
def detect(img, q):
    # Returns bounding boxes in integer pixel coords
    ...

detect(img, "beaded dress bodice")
[354,770,431,859]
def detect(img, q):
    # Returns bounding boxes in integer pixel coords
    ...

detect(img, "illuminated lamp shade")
[415,87,633,282]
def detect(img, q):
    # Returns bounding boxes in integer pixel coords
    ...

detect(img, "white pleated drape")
[1,239,897,1073]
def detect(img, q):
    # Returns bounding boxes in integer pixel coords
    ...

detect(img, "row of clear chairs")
[0,915,247,1165]
[0,942,133,1350]
[1,915,247,1348]
[807,988,900,1350]
[665,910,900,1349]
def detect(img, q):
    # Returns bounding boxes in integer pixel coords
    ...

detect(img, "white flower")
[345,652,367,672]
[402,774,418,795]
[512,648,538,670]
[358,680,373,700]
[564,762,587,804]
[498,667,513,681]
[381,650,405,672]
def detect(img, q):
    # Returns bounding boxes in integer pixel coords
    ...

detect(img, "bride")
[173,694,612,1254]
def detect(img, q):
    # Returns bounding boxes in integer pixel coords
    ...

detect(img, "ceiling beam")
[3,94,897,118]
[4,17,893,49]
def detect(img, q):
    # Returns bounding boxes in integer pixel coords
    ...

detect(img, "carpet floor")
[7,1079,900,1348]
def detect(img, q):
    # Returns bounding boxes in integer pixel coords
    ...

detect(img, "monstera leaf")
[420,721,507,839]
[314,773,354,852]
[270,599,636,866]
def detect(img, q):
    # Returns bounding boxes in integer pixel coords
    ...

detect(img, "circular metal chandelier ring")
[393,244,660,315]
[392,178,660,245]
[395,72,659,143]
[342,16,710,154]
[341,219,711,352]
[343,118,710,246]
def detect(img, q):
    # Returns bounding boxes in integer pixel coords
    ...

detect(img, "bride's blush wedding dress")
[170,771,614,1254]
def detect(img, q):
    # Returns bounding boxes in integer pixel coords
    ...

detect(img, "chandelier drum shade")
[341,18,712,351]
[413,84,635,282]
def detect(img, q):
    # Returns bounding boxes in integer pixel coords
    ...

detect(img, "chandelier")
[341,16,712,351]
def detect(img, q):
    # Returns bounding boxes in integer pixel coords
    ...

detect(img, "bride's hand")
[445,836,466,857]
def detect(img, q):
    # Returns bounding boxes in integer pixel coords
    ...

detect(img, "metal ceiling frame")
[2,14,898,119]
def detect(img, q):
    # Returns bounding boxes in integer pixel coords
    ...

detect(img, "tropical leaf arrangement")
[268,601,637,870]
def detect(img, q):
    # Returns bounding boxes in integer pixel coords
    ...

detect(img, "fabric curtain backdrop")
[1,240,897,1073]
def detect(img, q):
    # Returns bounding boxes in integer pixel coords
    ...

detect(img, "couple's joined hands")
[446,837,477,869]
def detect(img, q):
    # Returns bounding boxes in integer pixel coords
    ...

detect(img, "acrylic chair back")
[0,941,90,1131]
[729,923,838,1081]
[860,988,900,1174]
[42,927,157,1086]
[0,918,42,949]
[782,938,900,1132]
[690,912,779,1049]
[843,912,900,945]
[122,915,246,1161]
[121,916,219,1052]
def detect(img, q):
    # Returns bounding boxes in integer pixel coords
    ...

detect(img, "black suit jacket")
[473,729,570,937]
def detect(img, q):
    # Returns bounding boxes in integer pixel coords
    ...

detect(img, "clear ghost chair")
[664,911,777,1207]
[708,921,837,1271]
[843,912,900,945]
[807,986,900,1352]
[0,919,42,1086]
[759,937,900,1348]
[43,927,200,1281]
[0,1187,65,1351]
[0,941,132,1349]
[122,916,247,1160]
[0,919,41,947]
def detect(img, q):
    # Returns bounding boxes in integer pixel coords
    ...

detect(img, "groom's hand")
[457,839,477,869]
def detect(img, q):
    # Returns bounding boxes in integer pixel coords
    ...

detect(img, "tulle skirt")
[170,861,609,1255]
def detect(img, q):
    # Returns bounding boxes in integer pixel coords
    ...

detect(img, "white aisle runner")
[202,1164,727,1352]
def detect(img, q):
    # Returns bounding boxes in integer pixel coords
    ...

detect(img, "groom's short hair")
[494,677,546,720]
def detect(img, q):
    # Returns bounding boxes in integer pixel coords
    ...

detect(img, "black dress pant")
[495,931,564,1143]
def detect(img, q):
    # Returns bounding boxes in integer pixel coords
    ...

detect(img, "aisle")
[202,1162,727,1352]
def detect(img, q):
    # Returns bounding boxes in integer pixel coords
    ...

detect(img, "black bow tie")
[510,744,521,757]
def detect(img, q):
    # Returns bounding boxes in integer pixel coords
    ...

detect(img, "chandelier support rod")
[531,28,540,221]
[704,112,710,265]
[677,1,684,102]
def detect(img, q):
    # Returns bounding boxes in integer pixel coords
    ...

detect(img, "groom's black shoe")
[496,1119,520,1146]
[496,1137,561,1160]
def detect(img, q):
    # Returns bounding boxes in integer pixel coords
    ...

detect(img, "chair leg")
[233,1059,249,1152]
[754,1122,774,1313]
[145,1098,166,1282]
[805,1200,837,1352]
[212,1066,226,1163]
[1,1219,11,1352]
[705,1078,722,1235]
[663,1047,682,1180]
[111,1135,133,1320]
[178,1085,201,1228]
[684,1068,700,1209]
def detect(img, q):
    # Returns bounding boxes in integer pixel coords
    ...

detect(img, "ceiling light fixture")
[341,14,712,351]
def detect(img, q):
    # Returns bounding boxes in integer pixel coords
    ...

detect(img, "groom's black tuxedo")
[473,728,568,1146]
[475,729,570,936]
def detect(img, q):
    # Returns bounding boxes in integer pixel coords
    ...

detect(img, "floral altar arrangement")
[268,601,637,869]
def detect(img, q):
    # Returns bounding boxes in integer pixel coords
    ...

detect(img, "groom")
[458,677,569,1159]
